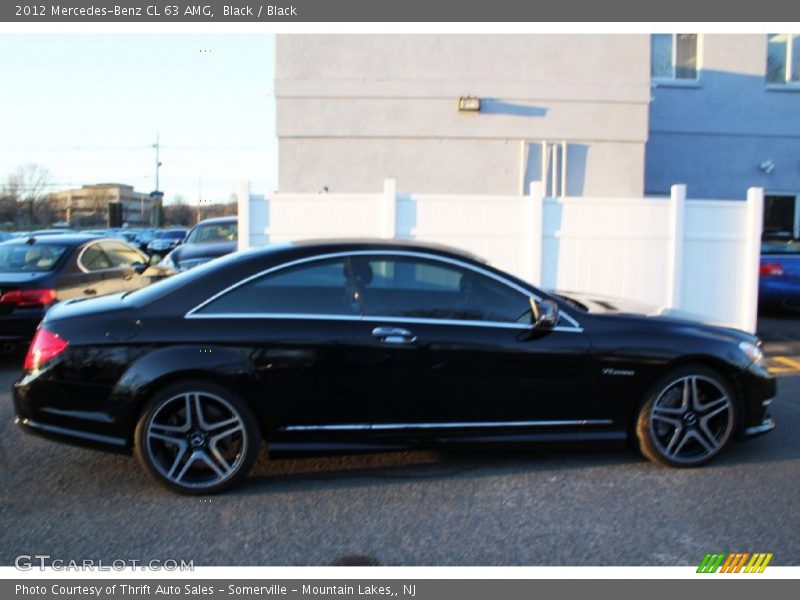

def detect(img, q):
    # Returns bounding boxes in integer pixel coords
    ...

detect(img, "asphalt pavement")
[1,317,799,566]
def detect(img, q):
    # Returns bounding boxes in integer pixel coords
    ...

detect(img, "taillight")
[0,288,57,308]
[24,328,69,370]
[759,263,784,277]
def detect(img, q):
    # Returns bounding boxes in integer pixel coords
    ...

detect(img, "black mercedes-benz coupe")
[13,240,776,494]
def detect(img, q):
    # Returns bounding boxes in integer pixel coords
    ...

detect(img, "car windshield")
[0,244,68,272]
[186,222,237,244]
[762,240,800,255]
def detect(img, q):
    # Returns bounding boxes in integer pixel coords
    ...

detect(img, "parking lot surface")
[1,317,799,566]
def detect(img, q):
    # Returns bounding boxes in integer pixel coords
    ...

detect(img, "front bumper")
[741,417,776,440]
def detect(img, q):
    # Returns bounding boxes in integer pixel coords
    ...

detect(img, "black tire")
[134,379,261,494]
[635,365,737,468]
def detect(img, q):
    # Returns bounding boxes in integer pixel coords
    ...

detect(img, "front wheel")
[636,366,736,467]
[135,380,261,494]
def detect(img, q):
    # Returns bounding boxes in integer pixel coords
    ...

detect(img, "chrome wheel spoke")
[198,448,232,478]
[701,401,729,421]
[682,378,692,410]
[203,416,241,434]
[175,450,202,482]
[697,395,728,414]
[688,428,715,454]
[148,430,185,446]
[166,441,190,479]
[664,425,685,455]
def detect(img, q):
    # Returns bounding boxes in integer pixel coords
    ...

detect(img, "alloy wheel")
[144,391,248,490]
[648,375,734,465]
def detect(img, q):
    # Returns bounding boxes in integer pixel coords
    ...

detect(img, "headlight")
[739,341,766,368]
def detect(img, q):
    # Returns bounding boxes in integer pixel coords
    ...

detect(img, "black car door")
[186,257,365,429]
[347,253,597,434]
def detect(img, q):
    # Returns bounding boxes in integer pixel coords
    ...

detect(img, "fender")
[111,345,250,439]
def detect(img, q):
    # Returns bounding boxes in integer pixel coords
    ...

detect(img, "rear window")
[762,241,800,255]
[160,230,187,239]
[0,244,69,272]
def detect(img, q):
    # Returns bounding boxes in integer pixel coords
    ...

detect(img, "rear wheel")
[636,366,736,467]
[135,380,261,494]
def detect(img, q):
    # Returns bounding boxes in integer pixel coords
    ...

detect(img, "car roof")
[1,234,102,246]
[195,216,237,225]
[252,238,488,264]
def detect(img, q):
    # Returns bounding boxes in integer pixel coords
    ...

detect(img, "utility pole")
[145,133,162,223]
[197,176,202,225]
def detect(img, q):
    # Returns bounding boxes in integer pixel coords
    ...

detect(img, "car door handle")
[83,288,97,296]
[371,326,417,345]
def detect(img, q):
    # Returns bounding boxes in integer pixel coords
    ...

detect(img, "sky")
[0,34,276,204]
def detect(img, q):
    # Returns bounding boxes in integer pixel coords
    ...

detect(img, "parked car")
[13,240,775,494]
[160,216,237,272]
[133,229,159,252]
[146,228,187,257]
[0,235,150,348]
[759,238,800,311]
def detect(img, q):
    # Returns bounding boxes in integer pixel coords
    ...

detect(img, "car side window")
[79,244,113,272]
[195,259,358,316]
[355,256,532,323]
[100,241,144,268]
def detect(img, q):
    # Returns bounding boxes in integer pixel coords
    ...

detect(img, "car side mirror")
[131,261,148,274]
[531,297,559,329]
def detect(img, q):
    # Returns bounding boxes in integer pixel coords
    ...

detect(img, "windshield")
[0,244,68,272]
[762,240,800,255]
[186,222,238,244]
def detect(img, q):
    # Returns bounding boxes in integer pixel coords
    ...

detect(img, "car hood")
[171,241,236,261]
[553,291,757,344]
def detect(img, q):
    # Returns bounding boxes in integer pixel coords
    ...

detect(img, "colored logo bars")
[697,553,773,573]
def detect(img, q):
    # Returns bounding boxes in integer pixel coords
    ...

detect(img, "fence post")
[666,184,686,309]
[526,181,545,285]
[237,180,251,252]
[381,178,397,238]
[742,187,764,333]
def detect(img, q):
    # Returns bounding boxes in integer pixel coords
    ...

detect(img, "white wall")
[239,181,764,333]
[276,34,651,197]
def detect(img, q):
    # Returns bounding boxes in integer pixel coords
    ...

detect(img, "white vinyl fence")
[238,180,764,332]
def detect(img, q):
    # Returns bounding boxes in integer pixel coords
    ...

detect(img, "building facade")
[48,183,157,227]
[646,33,800,237]
[276,34,800,234]
[276,34,651,197]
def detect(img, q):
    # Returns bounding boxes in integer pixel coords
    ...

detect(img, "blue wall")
[646,70,800,198]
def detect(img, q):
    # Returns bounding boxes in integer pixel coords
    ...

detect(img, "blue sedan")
[760,239,800,310]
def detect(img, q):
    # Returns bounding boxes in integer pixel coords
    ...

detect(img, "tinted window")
[196,259,356,316]
[186,222,237,244]
[355,256,531,323]
[159,230,187,240]
[79,244,113,271]
[0,244,68,272]
[100,241,145,267]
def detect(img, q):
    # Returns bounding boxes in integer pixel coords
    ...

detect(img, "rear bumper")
[759,278,800,308]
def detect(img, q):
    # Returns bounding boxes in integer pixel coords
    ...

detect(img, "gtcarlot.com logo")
[697,552,773,573]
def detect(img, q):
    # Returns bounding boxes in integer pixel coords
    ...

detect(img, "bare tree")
[4,164,53,226]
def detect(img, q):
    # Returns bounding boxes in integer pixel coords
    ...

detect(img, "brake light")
[0,288,57,307]
[24,328,69,370]
[759,263,784,277]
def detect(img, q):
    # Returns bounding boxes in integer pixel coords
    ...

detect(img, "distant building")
[47,183,157,227]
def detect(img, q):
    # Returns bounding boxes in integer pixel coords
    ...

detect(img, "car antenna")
[26,237,36,245]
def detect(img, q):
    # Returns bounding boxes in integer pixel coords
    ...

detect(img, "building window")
[651,34,698,80]
[767,34,800,85]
